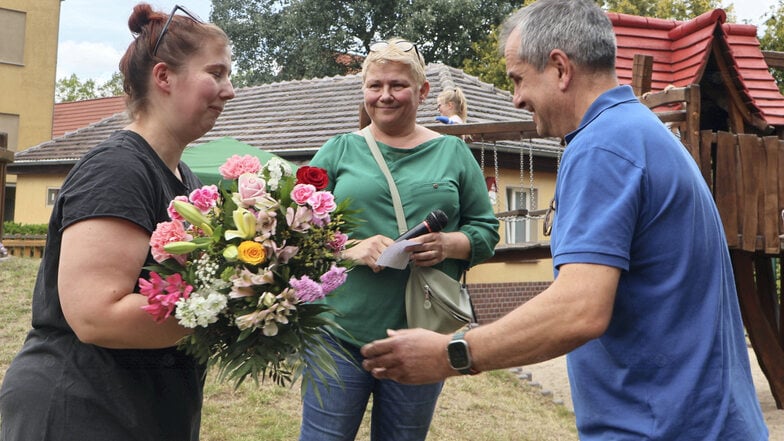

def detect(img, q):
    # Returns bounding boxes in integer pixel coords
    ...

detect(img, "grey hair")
[499,0,616,73]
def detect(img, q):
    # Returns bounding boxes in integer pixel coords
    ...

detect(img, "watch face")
[448,340,471,370]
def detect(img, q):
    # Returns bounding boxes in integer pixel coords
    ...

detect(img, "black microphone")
[395,210,448,242]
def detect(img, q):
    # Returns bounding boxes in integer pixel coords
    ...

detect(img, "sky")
[56,0,778,83]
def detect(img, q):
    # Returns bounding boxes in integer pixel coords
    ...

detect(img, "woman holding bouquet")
[0,3,234,440]
[298,38,499,441]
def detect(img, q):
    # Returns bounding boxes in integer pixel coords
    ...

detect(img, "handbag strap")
[362,126,470,291]
[361,126,408,236]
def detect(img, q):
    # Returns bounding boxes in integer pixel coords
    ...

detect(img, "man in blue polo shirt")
[360,0,769,439]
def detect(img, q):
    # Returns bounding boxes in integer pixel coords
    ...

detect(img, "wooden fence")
[2,236,46,258]
[697,132,784,254]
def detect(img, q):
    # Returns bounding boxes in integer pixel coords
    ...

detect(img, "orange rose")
[237,240,266,265]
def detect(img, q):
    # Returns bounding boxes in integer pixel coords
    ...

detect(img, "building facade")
[0,0,61,222]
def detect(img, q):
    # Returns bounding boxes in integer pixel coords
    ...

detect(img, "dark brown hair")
[119,3,229,118]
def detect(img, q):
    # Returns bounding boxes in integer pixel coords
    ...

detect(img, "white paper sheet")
[375,239,417,270]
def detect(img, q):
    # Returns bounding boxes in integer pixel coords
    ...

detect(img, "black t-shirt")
[0,131,205,441]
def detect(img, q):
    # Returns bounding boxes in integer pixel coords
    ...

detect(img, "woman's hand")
[406,231,471,266]
[342,235,394,272]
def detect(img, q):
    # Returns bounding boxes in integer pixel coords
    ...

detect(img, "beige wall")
[469,166,557,285]
[0,0,60,223]
[14,173,64,224]
[0,1,59,152]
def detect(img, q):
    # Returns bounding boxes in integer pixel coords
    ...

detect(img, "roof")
[51,96,126,138]
[20,8,784,168]
[610,8,784,126]
[12,64,559,169]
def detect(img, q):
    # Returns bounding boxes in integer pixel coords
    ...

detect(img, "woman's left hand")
[405,232,445,266]
[406,231,470,266]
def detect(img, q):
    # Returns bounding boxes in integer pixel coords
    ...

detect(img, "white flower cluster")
[175,290,228,328]
[194,253,220,288]
[263,157,293,191]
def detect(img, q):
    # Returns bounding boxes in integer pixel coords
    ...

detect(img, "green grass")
[0,257,577,440]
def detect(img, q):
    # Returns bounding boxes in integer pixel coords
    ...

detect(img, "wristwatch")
[447,329,479,375]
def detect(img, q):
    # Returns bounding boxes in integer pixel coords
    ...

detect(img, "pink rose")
[236,173,268,208]
[189,185,220,213]
[167,196,188,221]
[149,220,193,264]
[219,154,262,180]
[308,191,337,218]
[291,183,316,205]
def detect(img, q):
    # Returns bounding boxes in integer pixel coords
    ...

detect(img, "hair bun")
[127,2,158,35]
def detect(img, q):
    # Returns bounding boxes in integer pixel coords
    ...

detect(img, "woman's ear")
[151,62,172,94]
[419,81,431,102]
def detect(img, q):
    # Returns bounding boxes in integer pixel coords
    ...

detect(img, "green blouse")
[310,132,499,345]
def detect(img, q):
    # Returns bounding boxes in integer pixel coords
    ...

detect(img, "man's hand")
[360,328,457,384]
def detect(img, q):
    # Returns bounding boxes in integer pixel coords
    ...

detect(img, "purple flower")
[320,265,347,294]
[289,275,324,302]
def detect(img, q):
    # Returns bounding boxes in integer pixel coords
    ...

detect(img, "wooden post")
[0,132,11,240]
[631,54,654,97]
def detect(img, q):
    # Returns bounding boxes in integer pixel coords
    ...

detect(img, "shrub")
[2,222,48,237]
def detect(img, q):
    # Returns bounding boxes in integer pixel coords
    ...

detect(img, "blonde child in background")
[436,87,468,124]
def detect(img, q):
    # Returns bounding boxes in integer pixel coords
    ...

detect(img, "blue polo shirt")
[551,86,767,440]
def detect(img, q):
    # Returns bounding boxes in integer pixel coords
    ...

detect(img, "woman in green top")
[299,38,499,441]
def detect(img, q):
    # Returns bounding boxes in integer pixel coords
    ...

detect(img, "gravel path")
[514,346,783,439]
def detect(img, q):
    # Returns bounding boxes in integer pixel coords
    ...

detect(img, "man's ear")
[549,49,572,91]
[151,62,172,93]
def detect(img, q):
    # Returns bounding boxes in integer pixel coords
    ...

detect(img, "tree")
[463,0,733,93]
[211,0,519,86]
[462,27,513,93]
[758,0,784,90]
[55,72,124,103]
[601,0,730,20]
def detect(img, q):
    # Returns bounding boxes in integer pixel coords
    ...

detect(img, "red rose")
[296,166,329,190]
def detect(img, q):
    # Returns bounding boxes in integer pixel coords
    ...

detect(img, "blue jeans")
[299,334,444,441]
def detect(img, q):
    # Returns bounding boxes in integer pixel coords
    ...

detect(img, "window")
[0,113,19,151]
[46,188,59,206]
[0,8,26,66]
[505,187,537,244]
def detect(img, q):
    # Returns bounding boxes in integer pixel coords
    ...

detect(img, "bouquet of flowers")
[139,154,357,388]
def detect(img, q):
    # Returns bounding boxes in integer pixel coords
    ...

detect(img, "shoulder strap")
[361,126,408,236]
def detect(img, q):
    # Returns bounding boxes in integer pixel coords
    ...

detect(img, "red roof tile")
[52,96,126,138]
[610,9,784,126]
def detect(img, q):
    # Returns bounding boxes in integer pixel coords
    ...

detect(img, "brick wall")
[469,281,552,324]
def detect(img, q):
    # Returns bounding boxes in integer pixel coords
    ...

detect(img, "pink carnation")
[308,191,337,219]
[139,272,193,323]
[189,185,220,212]
[149,220,192,264]
[219,154,262,180]
[328,231,348,252]
[167,196,189,221]
[289,275,325,302]
[291,183,316,205]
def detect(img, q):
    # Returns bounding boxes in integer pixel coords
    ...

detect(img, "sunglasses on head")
[153,4,203,56]
[369,40,422,63]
